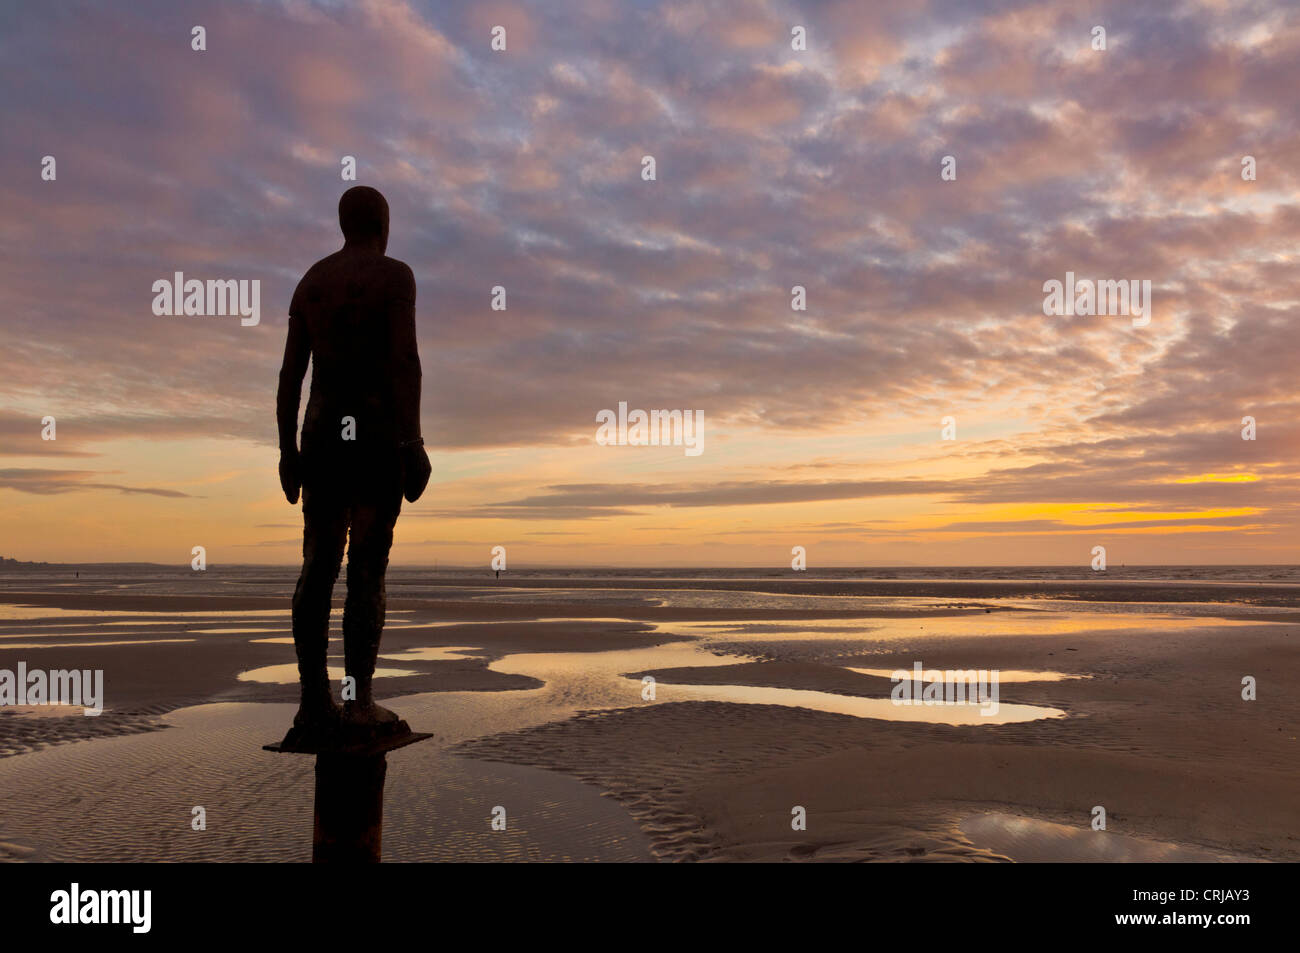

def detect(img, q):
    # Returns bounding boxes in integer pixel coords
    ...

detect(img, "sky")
[1,0,1298,568]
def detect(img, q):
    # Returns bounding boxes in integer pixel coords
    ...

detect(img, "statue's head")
[338,186,389,252]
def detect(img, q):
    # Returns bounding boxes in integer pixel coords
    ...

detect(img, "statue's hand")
[403,445,431,503]
[279,448,301,504]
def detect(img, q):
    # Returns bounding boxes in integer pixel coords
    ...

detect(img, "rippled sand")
[0,700,652,862]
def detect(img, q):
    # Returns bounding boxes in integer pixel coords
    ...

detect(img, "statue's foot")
[342,699,408,738]
[279,697,341,750]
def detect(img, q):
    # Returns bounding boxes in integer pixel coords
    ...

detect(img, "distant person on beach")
[276,186,431,742]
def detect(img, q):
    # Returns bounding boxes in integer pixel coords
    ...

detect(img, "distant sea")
[3,563,1300,600]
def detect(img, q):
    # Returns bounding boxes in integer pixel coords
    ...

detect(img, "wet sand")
[0,573,1296,862]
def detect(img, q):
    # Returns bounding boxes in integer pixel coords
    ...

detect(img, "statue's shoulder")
[289,252,345,311]
[382,255,415,279]
[381,256,416,298]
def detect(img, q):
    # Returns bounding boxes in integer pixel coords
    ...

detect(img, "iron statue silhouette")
[266,186,433,861]
[274,185,431,749]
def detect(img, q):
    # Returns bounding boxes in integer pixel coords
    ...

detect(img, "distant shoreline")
[5,559,1300,571]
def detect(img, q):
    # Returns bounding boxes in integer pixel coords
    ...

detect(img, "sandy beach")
[0,566,1296,862]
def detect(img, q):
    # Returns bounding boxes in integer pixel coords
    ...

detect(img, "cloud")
[0,468,194,497]
[2,0,1298,559]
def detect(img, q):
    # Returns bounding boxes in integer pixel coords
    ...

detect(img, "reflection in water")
[648,681,1059,724]
[848,666,1088,682]
[380,646,488,662]
[237,664,419,684]
[672,610,1263,642]
[265,731,432,863]
[0,623,188,632]
[488,642,1065,725]
[0,607,292,621]
[0,639,196,649]
[189,628,285,635]
[960,812,1264,863]
[313,752,386,862]
[195,621,427,636]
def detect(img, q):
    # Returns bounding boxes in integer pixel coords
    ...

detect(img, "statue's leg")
[341,489,403,729]
[292,484,348,728]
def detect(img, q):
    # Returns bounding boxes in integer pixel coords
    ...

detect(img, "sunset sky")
[2,0,1298,567]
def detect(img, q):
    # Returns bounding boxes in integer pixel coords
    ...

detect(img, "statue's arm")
[276,310,310,453]
[276,308,310,505]
[391,265,422,444]
[391,264,429,503]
